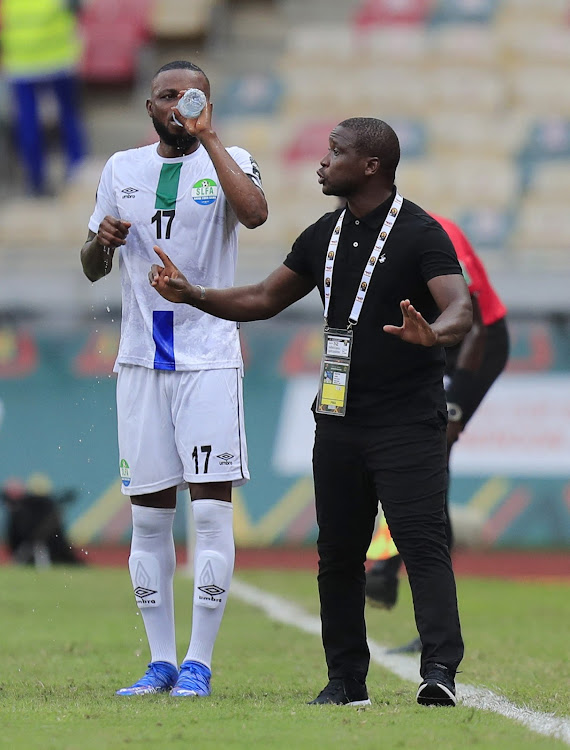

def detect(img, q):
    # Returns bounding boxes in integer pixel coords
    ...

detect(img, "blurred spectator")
[0,0,87,195]
[1,473,85,566]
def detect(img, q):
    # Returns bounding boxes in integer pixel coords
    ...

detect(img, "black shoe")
[365,556,402,609]
[417,664,457,707]
[387,635,422,654]
[309,677,371,707]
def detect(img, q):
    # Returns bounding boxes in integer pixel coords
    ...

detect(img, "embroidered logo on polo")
[192,178,218,205]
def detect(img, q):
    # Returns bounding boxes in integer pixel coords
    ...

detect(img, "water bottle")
[177,88,207,119]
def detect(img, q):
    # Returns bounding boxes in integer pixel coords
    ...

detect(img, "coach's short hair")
[339,117,400,181]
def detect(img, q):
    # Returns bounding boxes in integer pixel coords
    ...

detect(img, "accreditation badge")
[316,328,353,417]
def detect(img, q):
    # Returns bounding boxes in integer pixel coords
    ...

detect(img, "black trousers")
[312,416,464,681]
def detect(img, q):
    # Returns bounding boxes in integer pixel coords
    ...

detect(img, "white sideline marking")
[231,579,570,745]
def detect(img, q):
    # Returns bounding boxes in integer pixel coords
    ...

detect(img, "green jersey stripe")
[155,163,182,210]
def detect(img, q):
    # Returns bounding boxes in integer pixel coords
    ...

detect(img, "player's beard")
[152,116,197,152]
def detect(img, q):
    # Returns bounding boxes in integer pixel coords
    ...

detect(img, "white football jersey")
[88,142,263,371]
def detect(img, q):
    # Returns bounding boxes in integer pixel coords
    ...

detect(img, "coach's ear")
[364,156,380,177]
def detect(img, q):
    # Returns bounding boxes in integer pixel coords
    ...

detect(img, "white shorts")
[116,365,249,495]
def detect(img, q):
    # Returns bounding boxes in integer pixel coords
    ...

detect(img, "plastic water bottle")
[177,88,207,118]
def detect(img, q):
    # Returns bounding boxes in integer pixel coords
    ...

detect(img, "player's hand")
[383,299,438,347]
[172,90,213,138]
[97,216,131,249]
[149,246,193,304]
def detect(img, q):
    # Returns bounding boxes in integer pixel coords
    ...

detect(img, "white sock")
[184,499,235,670]
[128,505,177,668]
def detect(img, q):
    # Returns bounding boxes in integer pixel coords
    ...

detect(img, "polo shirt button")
[355,220,360,225]
[353,241,358,247]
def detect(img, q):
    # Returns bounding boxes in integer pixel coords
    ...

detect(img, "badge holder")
[316,327,353,417]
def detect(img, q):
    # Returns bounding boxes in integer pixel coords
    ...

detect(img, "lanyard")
[323,192,403,327]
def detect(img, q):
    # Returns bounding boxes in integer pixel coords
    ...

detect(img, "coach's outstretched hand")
[383,299,438,347]
[149,246,195,304]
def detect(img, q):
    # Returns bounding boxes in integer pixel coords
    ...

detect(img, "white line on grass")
[231,579,570,746]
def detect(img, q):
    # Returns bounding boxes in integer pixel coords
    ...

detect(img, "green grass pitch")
[0,565,568,749]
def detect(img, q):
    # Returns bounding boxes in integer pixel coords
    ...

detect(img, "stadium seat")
[429,67,505,113]
[213,73,283,118]
[502,25,570,66]
[428,112,528,157]
[510,200,570,253]
[364,27,429,66]
[353,0,432,28]
[519,118,570,160]
[79,0,152,37]
[396,157,518,215]
[150,0,219,38]
[523,161,570,199]
[284,24,357,63]
[388,119,428,158]
[495,0,565,26]
[457,208,514,252]
[510,66,570,117]
[439,157,520,208]
[218,117,280,163]
[280,68,357,118]
[355,67,431,116]
[79,0,153,84]
[429,23,500,67]
[395,159,447,208]
[429,0,498,25]
[281,119,338,164]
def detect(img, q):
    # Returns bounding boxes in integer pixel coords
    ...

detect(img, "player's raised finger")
[153,245,172,267]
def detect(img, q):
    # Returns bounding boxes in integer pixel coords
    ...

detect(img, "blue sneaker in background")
[115,661,178,696]
[170,660,212,697]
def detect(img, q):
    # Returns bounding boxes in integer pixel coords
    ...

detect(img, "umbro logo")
[217,452,234,465]
[122,187,138,199]
[134,586,157,598]
[198,584,225,597]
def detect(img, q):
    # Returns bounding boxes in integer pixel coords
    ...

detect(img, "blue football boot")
[116,661,178,696]
[170,660,212,697]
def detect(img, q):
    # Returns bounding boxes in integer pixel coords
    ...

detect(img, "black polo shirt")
[283,188,463,427]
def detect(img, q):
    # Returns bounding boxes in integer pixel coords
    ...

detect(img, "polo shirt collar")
[344,185,397,229]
